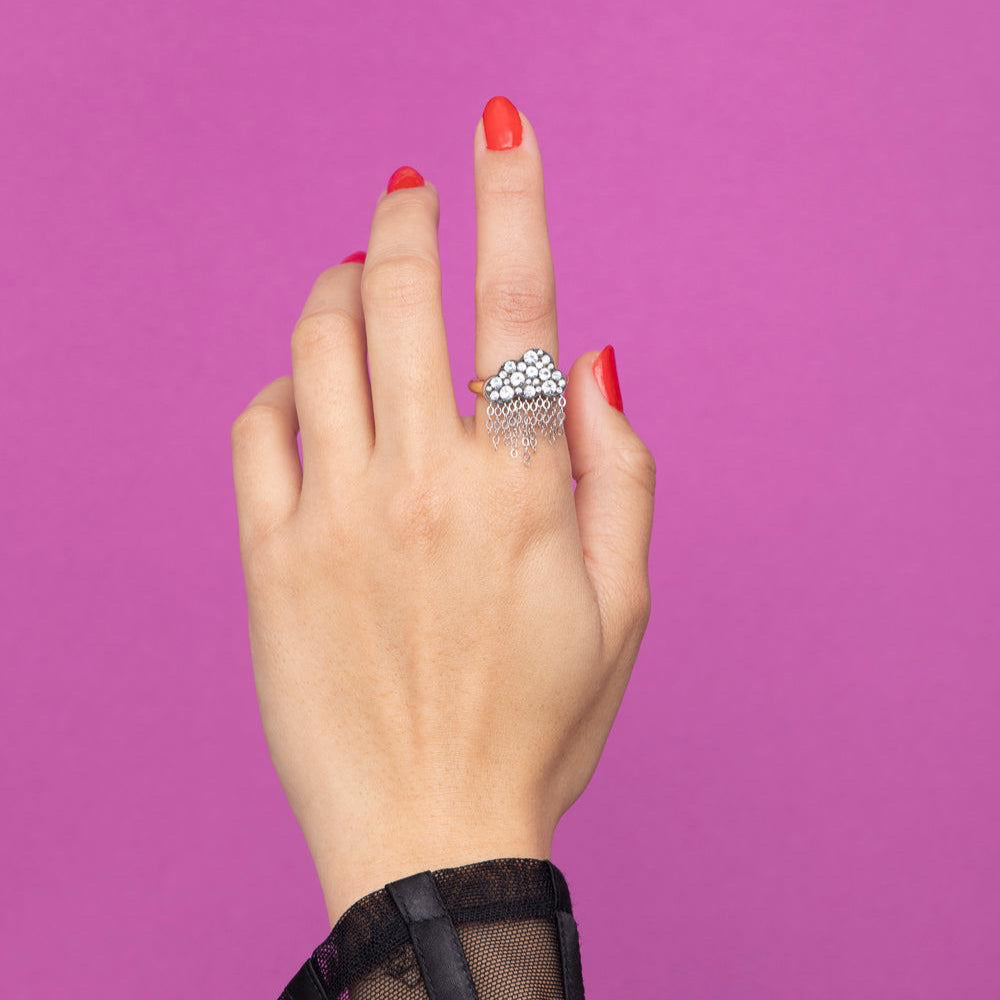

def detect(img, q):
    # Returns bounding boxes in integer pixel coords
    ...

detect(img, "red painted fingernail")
[386,165,424,193]
[340,250,366,264]
[482,96,523,151]
[593,345,624,412]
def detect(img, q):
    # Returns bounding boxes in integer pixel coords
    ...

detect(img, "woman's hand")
[232,98,655,923]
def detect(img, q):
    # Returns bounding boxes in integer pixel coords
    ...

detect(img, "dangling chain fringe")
[487,396,567,463]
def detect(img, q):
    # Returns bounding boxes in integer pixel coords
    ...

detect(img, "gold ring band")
[467,379,486,394]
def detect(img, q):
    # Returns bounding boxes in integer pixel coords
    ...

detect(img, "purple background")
[2,1,998,996]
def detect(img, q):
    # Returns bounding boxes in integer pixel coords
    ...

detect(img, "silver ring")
[481,348,566,463]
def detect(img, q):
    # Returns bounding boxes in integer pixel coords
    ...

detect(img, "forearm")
[302,797,555,926]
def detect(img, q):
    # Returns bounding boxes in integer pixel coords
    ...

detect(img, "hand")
[232,98,655,923]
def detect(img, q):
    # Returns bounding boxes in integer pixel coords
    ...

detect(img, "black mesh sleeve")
[279,858,585,1000]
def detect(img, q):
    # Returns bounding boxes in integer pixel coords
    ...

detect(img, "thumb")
[565,346,656,653]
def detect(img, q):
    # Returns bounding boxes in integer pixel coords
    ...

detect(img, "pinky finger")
[231,376,302,547]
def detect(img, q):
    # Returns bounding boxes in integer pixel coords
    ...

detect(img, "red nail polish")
[386,165,425,193]
[593,345,624,412]
[482,96,523,151]
[340,250,366,264]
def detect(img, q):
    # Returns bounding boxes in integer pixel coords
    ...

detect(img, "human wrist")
[310,814,555,925]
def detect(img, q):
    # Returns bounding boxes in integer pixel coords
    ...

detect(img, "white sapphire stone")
[483,348,566,412]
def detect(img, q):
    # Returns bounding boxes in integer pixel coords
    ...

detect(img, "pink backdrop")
[2,1,998,996]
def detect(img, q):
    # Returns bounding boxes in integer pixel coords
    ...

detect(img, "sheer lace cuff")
[280,858,585,1000]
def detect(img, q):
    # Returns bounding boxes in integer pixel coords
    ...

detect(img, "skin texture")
[231,102,655,924]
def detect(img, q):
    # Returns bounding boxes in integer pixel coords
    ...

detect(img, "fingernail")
[386,165,425,193]
[483,96,523,151]
[593,345,624,412]
[340,250,367,264]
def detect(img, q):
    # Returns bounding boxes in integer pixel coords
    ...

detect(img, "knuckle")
[617,439,657,496]
[241,521,294,583]
[362,253,439,313]
[482,160,540,200]
[242,533,280,583]
[603,575,652,659]
[631,580,652,633]
[300,508,351,564]
[510,487,556,535]
[291,309,357,363]
[384,478,452,549]
[477,267,555,333]
[382,182,439,213]
[486,486,561,557]
[230,403,280,448]
[310,264,342,291]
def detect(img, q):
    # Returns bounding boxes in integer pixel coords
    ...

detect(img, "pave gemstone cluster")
[483,348,566,404]
[483,348,567,463]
